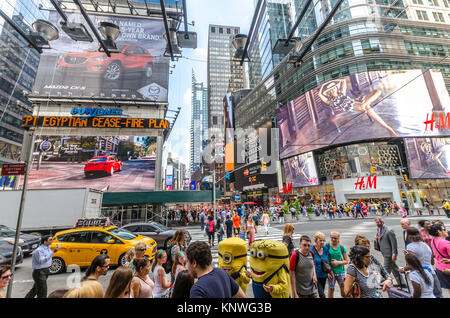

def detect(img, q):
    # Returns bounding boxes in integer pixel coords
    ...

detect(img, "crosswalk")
[186,225,302,267]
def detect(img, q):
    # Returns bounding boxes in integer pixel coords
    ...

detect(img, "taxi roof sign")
[75,218,111,228]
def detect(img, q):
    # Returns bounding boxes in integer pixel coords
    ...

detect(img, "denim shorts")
[327,273,346,288]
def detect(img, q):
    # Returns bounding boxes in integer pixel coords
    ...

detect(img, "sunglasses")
[1,273,13,280]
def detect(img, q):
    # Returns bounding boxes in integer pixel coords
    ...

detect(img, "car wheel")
[104,62,122,81]
[109,167,114,176]
[118,253,127,267]
[49,257,65,275]
[145,63,153,78]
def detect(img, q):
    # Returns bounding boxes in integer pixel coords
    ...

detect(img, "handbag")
[373,238,381,251]
[313,246,332,274]
[342,280,362,298]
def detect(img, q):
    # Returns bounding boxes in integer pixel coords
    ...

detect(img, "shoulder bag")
[313,246,332,274]
[432,239,450,276]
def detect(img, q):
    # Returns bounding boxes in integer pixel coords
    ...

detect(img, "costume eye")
[223,252,232,264]
[250,248,257,258]
[257,250,266,260]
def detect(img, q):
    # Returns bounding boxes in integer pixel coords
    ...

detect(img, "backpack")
[162,245,174,274]
[294,249,315,268]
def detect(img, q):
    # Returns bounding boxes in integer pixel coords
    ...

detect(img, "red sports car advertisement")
[20,135,156,192]
[31,11,169,102]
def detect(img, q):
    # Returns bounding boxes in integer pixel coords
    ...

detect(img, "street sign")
[40,140,52,152]
[1,164,26,176]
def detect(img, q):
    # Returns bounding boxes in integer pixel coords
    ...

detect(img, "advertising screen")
[21,135,156,192]
[277,70,450,159]
[405,137,450,178]
[283,152,319,187]
[32,11,169,101]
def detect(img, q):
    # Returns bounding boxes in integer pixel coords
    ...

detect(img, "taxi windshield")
[108,228,137,240]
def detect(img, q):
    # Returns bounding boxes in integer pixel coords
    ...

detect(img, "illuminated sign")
[70,107,123,118]
[354,176,377,190]
[22,116,169,130]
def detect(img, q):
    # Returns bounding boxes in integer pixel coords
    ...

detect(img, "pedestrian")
[374,217,405,288]
[343,245,377,298]
[225,215,233,238]
[172,251,187,282]
[216,218,225,244]
[186,241,246,298]
[442,199,450,218]
[200,210,206,231]
[400,218,412,248]
[82,254,110,282]
[289,235,318,298]
[329,204,335,219]
[232,213,241,238]
[262,211,270,235]
[282,223,295,257]
[326,231,348,298]
[429,223,450,293]
[206,215,216,247]
[128,242,147,273]
[124,248,135,267]
[401,227,442,298]
[418,220,434,247]
[63,280,104,298]
[171,270,195,298]
[279,207,285,224]
[311,232,333,298]
[404,253,435,298]
[152,249,172,298]
[167,229,187,271]
[25,235,60,298]
[130,258,154,298]
[245,215,257,244]
[0,265,12,298]
[431,220,450,241]
[104,266,133,298]
[355,202,362,218]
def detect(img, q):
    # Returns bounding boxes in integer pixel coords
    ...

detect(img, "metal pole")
[6,130,35,298]
[213,166,216,224]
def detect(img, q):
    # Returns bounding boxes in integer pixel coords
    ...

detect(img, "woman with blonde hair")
[104,266,133,298]
[282,223,295,257]
[312,232,333,298]
[63,280,104,298]
[245,215,257,244]
[130,258,154,298]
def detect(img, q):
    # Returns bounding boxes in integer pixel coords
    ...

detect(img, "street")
[9,215,450,298]
[23,158,155,192]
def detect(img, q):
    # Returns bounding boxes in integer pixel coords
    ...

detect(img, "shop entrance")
[345,193,394,203]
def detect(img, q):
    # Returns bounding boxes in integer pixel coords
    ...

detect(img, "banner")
[277,69,450,159]
[405,137,450,178]
[283,152,319,187]
[32,11,170,101]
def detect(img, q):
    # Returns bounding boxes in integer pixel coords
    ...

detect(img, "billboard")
[277,70,450,159]
[224,92,235,173]
[32,11,169,101]
[405,137,450,179]
[283,152,319,187]
[21,135,156,192]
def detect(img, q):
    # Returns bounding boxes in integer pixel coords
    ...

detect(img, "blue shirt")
[190,268,239,298]
[31,244,54,270]
[311,245,330,278]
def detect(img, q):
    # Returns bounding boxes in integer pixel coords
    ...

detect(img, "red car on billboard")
[58,44,154,81]
[84,156,122,178]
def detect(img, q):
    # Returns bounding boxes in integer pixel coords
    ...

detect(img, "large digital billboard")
[405,137,450,179]
[32,11,169,101]
[277,70,450,159]
[21,135,156,192]
[283,152,319,187]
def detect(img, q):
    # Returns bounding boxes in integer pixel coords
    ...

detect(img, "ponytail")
[405,254,431,285]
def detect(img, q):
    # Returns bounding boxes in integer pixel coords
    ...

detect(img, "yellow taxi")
[49,219,157,274]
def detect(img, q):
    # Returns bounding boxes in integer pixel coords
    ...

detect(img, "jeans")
[200,220,205,231]
[316,277,327,298]
[217,233,223,243]
[25,268,49,298]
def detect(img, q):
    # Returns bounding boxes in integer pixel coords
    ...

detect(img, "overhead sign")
[75,218,110,228]
[22,116,169,130]
[70,107,124,117]
[1,164,26,176]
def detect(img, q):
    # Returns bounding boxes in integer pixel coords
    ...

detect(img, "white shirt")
[406,242,433,268]
[410,270,435,298]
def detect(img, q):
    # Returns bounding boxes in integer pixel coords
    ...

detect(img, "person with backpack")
[289,235,318,298]
[326,231,348,298]
[206,215,216,247]
[216,218,225,244]
[164,230,187,275]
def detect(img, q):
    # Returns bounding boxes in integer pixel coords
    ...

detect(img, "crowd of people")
[1,214,449,299]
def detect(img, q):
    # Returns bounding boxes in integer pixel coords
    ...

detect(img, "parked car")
[84,155,122,178]
[57,44,154,81]
[0,225,40,256]
[0,241,23,265]
[121,222,191,249]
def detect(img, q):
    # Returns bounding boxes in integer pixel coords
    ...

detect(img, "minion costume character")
[249,240,290,298]
[218,237,250,293]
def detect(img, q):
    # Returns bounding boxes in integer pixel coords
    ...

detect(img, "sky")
[163,0,255,171]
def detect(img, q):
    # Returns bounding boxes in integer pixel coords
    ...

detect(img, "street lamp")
[98,21,121,51]
[232,34,248,60]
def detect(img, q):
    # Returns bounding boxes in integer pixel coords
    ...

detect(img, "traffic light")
[403,174,409,183]
[261,161,267,172]
[370,166,375,174]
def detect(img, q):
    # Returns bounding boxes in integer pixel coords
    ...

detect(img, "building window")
[432,11,445,22]
[413,0,424,4]
[428,0,438,5]
[219,28,223,34]
[211,27,215,33]
[227,28,231,34]
[213,116,218,125]
[417,10,429,20]
[443,0,449,7]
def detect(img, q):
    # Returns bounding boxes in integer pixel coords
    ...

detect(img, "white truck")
[1,188,103,235]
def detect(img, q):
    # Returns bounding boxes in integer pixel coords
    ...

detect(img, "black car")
[0,241,23,265]
[0,225,41,256]
[121,222,191,249]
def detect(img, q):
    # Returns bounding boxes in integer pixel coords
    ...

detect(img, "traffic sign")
[40,140,52,152]
[1,163,26,176]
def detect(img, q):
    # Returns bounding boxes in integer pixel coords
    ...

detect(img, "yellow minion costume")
[249,240,290,298]
[218,237,250,293]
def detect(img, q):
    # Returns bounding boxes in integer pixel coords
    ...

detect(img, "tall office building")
[207,24,245,187]
[190,69,208,174]
[0,1,44,165]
